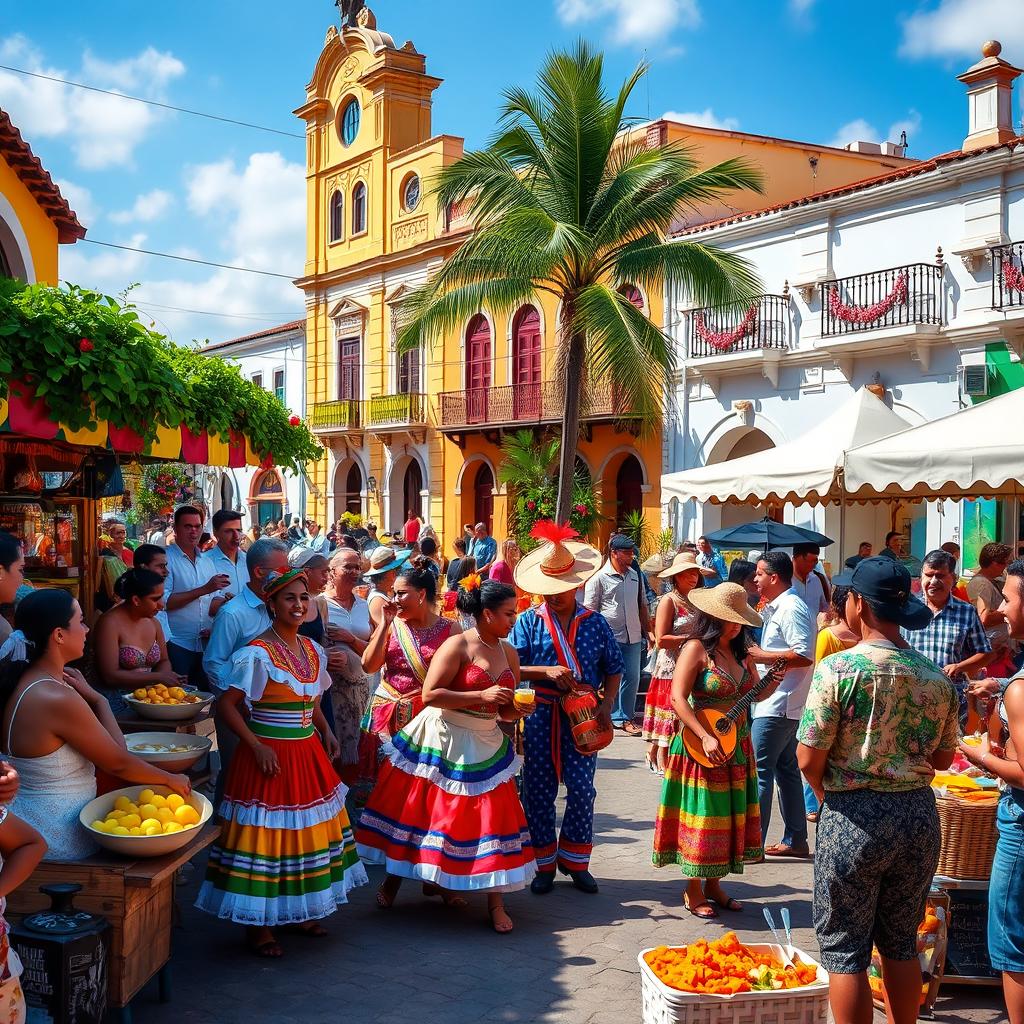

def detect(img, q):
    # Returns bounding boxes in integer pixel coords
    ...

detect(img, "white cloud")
[0,34,185,169]
[555,0,700,43]
[826,111,922,150]
[61,151,305,344]
[900,0,1024,59]
[109,189,173,224]
[662,108,740,131]
[53,178,97,227]
[790,0,815,10]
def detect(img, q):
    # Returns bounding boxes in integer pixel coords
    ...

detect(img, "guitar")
[682,656,788,768]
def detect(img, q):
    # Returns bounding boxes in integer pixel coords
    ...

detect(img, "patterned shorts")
[813,787,940,974]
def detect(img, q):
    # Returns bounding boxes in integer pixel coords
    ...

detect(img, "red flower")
[289,415,301,426]
[526,500,536,511]
[574,503,587,514]
[79,338,94,352]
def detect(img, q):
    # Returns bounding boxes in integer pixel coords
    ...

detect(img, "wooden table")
[8,824,219,1023]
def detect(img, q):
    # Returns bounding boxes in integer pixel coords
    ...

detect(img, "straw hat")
[514,522,603,596]
[364,545,411,578]
[658,551,716,580]
[686,582,763,628]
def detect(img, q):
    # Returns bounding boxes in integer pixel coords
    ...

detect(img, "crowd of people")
[0,510,1022,1024]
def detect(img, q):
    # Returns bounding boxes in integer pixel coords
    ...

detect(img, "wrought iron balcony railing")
[992,242,1024,311]
[821,262,943,337]
[687,294,790,358]
[437,380,636,431]
[307,399,363,432]
[367,392,429,428]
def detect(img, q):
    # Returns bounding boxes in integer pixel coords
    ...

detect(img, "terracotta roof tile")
[0,109,85,244]
[672,136,1024,237]
[203,319,305,352]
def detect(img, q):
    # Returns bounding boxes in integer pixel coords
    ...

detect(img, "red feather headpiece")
[529,520,579,545]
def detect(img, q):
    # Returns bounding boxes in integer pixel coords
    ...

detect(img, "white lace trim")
[356,849,534,893]
[219,781,350,830]
[228,643,330,703]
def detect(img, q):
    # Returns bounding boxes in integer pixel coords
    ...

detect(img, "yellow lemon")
[128,827,143,835]
[166,794,184,810]
[143,825,161,836]
[174,805,200,826]
[169,687,185,699]
[133,688,147,700]
[91,820,108,832]
[150,795,167,809]
[140,817,161,831]
[162,821,184,834]
[139,790,155,804]
[154,684,168,694]
[119,813,141,829]
[114,796,132,811]
[106,809,126,820]
[156,808,174,823]
[139,803,159,819]
[111,826,131,836]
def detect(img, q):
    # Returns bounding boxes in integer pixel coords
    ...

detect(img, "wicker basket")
[935,792,998,880]
[639,945,828,1024]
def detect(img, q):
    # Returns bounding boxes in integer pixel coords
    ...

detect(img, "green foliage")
[0,279,321,472]
[499,430,601,546]
[396,41,763,518]
[619,509,652,558]
[340,511,363,530]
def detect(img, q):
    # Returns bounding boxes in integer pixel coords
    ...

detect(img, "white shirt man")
[202,510,250,621]
[790,544,829,620]
[583,555,644,644]
[754,588,816,718]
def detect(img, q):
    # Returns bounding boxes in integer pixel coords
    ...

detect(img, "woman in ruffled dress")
[357,579,535,932]
[642,553,713,774]
[196,568,366,958]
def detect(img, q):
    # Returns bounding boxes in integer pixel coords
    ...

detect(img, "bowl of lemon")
[125,732,212,772]
[123,683,214,721]
[79,786,213,857]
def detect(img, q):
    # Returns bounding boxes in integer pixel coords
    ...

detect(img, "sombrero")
[514,521,603,597]
[658,551,716,580]
[364,545,411,578]
[686,582,763,629]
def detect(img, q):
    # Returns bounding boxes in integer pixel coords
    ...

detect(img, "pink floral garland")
[1003,262,1024,293]
[827,271,907,325]
[693,303,758,351]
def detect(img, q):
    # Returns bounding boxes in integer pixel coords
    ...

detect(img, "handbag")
[560,687,614,755]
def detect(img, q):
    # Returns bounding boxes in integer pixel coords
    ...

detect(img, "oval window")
[403,174,421,212]
[340,98,360,146]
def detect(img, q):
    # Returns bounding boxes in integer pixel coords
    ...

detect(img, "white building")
[665,42,1024,571]
[202,321,309,528]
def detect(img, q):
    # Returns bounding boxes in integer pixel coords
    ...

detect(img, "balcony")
[687,294,790,359]
[368,392,429,428]
[308,399,363,433]
[992,242,1024,312]
[821,263,943,337]
[437,380,637,440]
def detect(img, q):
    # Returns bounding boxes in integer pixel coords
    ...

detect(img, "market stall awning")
[842,388,1024,501]
[661,387,911,506]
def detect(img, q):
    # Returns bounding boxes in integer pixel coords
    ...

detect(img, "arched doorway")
[708,427,778,530]
[343,463,362,517]
[403,459,423,521]
[615,454,644,525]
[473,463,494,532]
[219,474,234,513]
[252,470,284,526]
[465,314,491,423]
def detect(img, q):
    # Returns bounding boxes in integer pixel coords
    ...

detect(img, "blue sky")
[1,0,1021,345]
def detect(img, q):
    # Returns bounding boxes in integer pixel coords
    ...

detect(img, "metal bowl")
[79,785,213,858]
[121,691,214,721]
[125,732,212,772]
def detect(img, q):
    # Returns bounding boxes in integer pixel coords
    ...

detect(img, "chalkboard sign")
[944,889,998,980]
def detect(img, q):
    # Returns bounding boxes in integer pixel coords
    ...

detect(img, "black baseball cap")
[831,556,932,630]
[610,534,636,551]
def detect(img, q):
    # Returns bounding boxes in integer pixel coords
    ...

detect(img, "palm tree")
[398,41,763,519]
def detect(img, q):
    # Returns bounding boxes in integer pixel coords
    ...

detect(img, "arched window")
[511,305,541,420]
[329,190,344,242]
[352,182,367,236]
[340,98,360,146]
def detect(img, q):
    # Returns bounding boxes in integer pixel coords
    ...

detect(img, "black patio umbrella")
[704,517,833,550]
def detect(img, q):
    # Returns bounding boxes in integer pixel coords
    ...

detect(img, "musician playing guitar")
[652,582,784,920]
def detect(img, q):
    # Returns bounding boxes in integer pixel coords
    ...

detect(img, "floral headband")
[262,567,308,599]
[459,572,482,593]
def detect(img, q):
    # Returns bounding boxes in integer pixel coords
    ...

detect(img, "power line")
[132,299,301,322]
[80,239,296,279]
[0,63,304,140]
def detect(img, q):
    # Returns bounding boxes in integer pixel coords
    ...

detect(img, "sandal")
[376,878,401,909]
[423,883,468,908]
[246,930,283,959]
[709,896,743,912]
[285,922,329,937]
[683,898,719,920]
[489,904,514,934]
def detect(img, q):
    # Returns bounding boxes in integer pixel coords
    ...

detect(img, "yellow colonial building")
[295,8,912,547]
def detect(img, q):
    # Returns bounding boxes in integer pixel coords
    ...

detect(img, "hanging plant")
[0,279,322,471]
[827,272,908,325]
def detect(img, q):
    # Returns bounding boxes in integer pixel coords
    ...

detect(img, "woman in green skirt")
[653,583,781,919]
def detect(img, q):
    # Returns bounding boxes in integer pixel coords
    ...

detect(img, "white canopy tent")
[842,387,1024,501]
[662,387,912,506]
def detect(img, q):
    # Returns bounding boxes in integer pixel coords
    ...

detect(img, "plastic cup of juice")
[513,686,536,711]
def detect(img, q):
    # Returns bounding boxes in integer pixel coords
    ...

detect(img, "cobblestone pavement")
[140,741,1005,1024]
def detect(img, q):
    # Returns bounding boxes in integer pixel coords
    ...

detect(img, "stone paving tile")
[134,741,1004,1023]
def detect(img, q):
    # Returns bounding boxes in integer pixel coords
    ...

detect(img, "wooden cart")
[8,824,218,1024]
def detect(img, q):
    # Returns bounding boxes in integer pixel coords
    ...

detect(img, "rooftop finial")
[336,0,365,28]
[982,40,1002,58]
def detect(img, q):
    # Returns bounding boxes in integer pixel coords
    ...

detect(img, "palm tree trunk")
[555,328,585,523]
